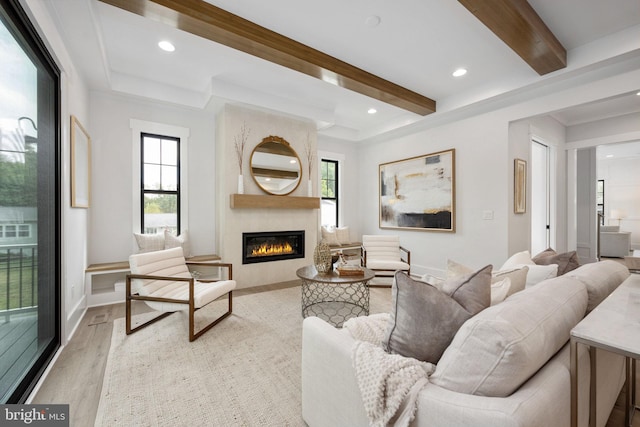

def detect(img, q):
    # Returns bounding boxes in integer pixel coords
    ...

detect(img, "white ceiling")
[44,0,640,142]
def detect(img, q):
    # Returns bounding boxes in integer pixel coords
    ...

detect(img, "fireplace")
[242,231,305,264]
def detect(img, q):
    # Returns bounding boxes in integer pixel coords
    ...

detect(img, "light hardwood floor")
[32,281,639,426]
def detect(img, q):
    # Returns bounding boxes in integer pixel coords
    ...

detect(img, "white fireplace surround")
[216,105,319,288]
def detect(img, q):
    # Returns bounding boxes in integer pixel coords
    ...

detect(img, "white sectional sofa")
[301,260,630,427]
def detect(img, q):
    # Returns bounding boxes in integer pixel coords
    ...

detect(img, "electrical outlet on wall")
[482,210,494,220]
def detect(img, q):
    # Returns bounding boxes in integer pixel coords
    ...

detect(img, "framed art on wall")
[379,149,455,232]
[514,158,526,214]
[71,115,91,208]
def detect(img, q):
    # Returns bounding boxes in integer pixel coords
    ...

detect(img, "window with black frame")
[141,133,181,235]
[320,159,338,227]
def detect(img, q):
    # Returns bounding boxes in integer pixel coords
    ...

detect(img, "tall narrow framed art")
[514,158,526,214]
[379,149,455,232]
[71,115,91,208]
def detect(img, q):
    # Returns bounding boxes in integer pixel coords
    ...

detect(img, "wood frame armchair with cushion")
[126,246,236,342]
[361,235,411,278]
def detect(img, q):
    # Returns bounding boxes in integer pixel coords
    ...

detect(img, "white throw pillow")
[499,250,534,270]
[335,226,351,244]
[134,232,165,253]
[446,259,473,278]
[419,274,445,287]
[321,226,340,246]
[492,266,528,297]
[523,264,558,287]
[490,277,511,305]
[164,229,191,257]
[445,261,530,296]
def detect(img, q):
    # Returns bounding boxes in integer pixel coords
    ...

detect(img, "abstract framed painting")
[379,149,455,232]
[514,158,526,214]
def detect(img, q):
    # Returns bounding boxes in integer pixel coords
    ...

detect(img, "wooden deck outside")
[0,310,37,400]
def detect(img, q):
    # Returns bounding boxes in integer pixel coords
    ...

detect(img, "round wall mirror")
[250,136,302,196]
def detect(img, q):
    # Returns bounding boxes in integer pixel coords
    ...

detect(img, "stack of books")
[336,265,365,276]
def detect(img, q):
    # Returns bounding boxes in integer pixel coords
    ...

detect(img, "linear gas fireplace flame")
[243,230,305,264]
[252,241,294,257]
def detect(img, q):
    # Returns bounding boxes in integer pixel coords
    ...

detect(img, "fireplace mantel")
[230,194,320,209]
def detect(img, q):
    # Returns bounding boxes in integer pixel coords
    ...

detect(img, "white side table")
[570,274,640,427]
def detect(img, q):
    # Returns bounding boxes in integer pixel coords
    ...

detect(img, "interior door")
[530,141,550,255]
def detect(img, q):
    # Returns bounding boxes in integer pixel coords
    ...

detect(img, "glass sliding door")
[0,0,60,403]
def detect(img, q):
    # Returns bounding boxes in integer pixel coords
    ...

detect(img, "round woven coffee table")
[297,265,374,327]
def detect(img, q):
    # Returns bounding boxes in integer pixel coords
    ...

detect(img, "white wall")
[88,92,217,263]
[354,112,510,277]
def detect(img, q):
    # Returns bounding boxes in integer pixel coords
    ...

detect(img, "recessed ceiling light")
[368,108,377,114]
[606,154,614,158]
[452,68,467,77]
[365,15,381,27]
[158,41,175,52]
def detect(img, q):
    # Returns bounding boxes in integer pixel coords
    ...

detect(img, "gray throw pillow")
[532,248,579,275]
[382,266,492,363]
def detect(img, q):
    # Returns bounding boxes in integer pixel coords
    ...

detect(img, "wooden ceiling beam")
[98,0,436,115]
[458,0,566,75]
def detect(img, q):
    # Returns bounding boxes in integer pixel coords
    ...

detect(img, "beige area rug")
[95,285,391,427]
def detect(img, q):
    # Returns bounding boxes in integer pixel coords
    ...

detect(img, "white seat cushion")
[129,246,236,311]
[145,279,236,312]
[365,260,410,271]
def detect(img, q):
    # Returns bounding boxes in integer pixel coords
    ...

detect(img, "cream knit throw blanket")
[344,315,435,427]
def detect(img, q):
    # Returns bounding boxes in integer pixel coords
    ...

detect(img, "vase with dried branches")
[304,134,315,197]
[234,122,250,194]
